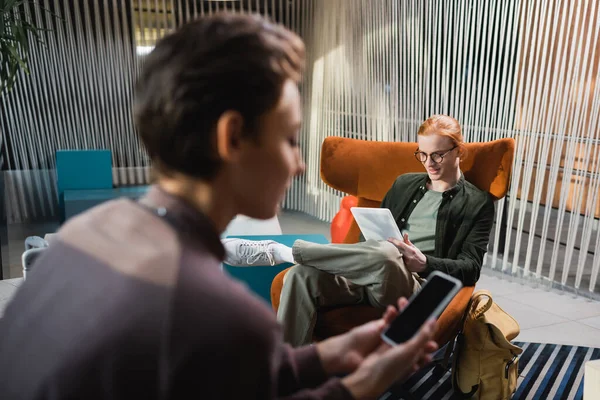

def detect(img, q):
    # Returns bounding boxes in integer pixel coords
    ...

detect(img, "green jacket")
[380,172,495,286]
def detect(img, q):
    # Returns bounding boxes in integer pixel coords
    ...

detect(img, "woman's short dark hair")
[134,13,305,179]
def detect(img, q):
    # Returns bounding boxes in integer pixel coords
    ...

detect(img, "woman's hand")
[316,298,410,376]
[340,319,438,399]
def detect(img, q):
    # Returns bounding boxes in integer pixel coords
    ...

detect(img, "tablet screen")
[350,207,403,241]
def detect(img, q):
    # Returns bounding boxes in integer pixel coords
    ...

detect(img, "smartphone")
[381,271,462,346]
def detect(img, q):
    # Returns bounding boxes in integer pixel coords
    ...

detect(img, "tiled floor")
[475,272,600,348]
[0,278,20,318]
[1,211,600,348]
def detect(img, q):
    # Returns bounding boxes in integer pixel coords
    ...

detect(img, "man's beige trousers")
[277,240,422,346]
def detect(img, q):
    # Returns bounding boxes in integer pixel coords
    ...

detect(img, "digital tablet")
[350,207,403,241]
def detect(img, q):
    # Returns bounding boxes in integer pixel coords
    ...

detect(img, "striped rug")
[380,342,600,400]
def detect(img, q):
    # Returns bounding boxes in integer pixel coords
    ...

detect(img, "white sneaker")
[222,239,286,266]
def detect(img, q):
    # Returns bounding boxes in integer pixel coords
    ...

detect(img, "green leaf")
[2,1,23,11]
[1,0,60,93]
[5,44,26,69]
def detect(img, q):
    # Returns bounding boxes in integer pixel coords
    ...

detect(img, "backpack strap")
[441,335,454,369]
[440,289,476,369]
[470,290,493,320]
[439,290,475,370]
[451,295,479,398]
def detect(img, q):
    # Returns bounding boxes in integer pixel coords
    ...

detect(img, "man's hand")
[388,234,427,273]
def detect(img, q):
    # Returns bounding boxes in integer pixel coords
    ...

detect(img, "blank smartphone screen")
[384,274,458,344]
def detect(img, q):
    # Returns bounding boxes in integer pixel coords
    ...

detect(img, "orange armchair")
[271,137,515,347]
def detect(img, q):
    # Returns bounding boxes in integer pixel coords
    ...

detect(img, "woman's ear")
[215,111,244,162]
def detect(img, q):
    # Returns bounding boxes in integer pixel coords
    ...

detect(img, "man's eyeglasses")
[414,145,457,164]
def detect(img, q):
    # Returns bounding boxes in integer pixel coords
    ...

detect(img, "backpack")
[450,290,523,399]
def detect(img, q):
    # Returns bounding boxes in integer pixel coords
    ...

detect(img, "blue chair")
[55,150,113,222]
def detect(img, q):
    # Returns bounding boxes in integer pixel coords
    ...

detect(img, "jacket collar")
[419,173,465,198]
[140,185,225,260]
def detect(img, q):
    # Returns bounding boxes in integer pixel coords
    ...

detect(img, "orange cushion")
[330,196,358,243]
[320,137,515,243]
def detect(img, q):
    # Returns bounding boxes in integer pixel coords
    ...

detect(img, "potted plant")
[1,0,52,93]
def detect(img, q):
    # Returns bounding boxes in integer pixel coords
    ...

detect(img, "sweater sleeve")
[279,379,354,400]
[276,344,354,400]
[424,194,495,285]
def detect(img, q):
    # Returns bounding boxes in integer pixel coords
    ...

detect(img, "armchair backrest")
[320,137,515,243]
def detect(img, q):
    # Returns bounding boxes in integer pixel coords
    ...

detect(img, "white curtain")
[286,0,600,297]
